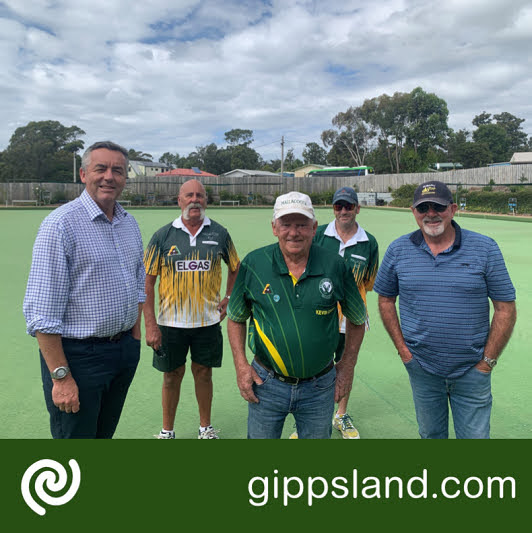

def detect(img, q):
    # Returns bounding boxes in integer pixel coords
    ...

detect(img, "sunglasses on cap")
[333,202,356,212]
[415,202,449,214]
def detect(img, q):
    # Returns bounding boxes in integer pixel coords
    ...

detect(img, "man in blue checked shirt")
[23,141,146,439]
[374,181,516,439]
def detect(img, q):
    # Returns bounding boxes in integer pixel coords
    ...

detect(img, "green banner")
[3,440,530,529]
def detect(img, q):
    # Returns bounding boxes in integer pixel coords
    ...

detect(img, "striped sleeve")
[339,261,367,326]
[373,240,399,297]
[485,238,515,301]
[144,232,162,276]
[227,258,251,322]
[223,230,241,272]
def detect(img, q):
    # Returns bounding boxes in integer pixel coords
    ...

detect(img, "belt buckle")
[109,332,122,342]
[278,375,299,385]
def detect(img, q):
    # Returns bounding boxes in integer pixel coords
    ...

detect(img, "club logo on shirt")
[262,283,272,294]
[175,260,211,272]
[168,246,180,256]
[319,278,334,299]
[273,294,280,302]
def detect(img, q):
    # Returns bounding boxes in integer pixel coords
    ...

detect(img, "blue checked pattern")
[24,190,146,339]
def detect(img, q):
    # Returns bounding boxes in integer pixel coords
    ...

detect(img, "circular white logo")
[319,278,333,299]
[21,459,81,516]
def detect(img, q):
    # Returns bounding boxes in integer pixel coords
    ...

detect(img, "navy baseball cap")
[333,187,358,205]
[412,181,453,208]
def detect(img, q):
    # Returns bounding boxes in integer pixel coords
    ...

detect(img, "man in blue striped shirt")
[374,181,516,439]
[23,141,146,439]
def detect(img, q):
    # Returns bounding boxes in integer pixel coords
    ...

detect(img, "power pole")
[280,135,284,178]
[73,151,76,183]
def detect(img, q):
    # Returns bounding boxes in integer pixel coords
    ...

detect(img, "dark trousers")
[40,332,140,439]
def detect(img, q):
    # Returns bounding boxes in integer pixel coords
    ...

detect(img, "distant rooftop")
[156,168,218,178]
[510,152,532,164]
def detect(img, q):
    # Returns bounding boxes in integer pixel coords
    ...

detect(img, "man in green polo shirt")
[227,191,366,439]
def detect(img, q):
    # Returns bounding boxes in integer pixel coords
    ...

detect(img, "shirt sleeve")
[227,258,251,322]
[364,236,379,292]
[23,217,70,336]
[144,231,162,276]
[223,230,241,272]
[339,261,366,326]
[373,242,399,297]
[133,220,146,303]
[485,239,516,301]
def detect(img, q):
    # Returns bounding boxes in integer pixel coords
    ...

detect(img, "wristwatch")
[482,356,497,369]
[50,366,70,380]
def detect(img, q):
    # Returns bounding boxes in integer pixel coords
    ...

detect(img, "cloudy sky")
[1,0,532,162]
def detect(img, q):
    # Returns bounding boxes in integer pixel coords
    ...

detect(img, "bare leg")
[336,392,350,417]
[191,362,213,427]
[162,365,186,430]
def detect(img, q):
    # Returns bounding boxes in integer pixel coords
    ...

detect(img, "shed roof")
[510,152,532,164]
[156,168,218,178]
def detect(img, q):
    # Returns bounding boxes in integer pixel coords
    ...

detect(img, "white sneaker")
[154,429,175,439]
[198,426,220,439]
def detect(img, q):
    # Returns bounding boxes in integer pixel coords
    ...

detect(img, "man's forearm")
[484,300,517,360]
[227,319,248,369]
[341,321,365,369]
[36,332,68,371]
[378,295,411,361]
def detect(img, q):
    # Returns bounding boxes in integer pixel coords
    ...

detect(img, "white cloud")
[0,0,531,161]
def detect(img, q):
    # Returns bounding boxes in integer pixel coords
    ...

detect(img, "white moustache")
[183,203,205,220]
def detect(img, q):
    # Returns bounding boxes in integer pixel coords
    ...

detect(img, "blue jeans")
[248,359,336,439]
[404,357,492,439]
[40,332,140,439]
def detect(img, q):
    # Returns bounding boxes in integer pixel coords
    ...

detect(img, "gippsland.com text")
[248,468,517,506]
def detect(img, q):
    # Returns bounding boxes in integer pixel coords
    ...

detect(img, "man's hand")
[235,363,263,403]
[52,375,80,413]
[217,296,230,321]
[145,322,162,351]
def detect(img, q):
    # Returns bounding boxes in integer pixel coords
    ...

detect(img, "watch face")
[52,367,69,379]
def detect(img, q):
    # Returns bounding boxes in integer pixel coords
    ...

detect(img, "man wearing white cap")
[227,191,366,439]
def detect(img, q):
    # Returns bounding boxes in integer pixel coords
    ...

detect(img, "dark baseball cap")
[412,181,453,208]
[333,187,358,205]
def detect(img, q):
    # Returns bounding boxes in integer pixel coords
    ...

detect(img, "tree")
[405,87,449,158]
[1,120,85,182]
[160,152,180,167]
[224,128,254,146]
[302,142,328,165]
[230,144,261,169]
[127,148,153,161]
[321,106,376,167]
[472,112,492,127]
[493,112,528,154]
[361,91,410,173]
[446,129,470,164]
[473,124,511,163]
[471,111,529,162]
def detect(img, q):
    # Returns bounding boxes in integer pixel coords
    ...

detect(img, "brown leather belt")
[254,357,334,385]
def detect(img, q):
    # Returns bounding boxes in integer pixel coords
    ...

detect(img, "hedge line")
[390,184,532,215]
